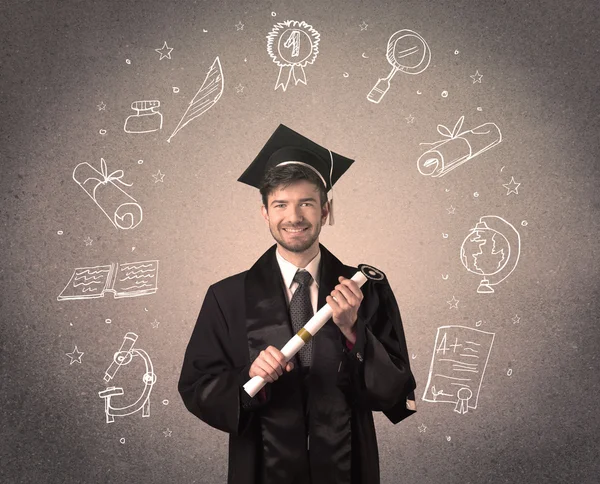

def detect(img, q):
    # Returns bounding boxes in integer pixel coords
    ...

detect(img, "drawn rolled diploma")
[417,122,502,177]
[243,264,385,397]
[73,161,143,230]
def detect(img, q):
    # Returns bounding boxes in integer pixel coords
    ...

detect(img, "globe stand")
[477,278,495,294]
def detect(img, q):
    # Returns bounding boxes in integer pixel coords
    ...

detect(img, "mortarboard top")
[237,124,355,225]
[237,124,355,192]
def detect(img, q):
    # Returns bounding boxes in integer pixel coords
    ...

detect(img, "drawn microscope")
[98,332,156,423]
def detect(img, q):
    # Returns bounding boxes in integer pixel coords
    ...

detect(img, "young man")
[178,125,416,484]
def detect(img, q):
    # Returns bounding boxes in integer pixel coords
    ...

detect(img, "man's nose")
[288,206,304,223]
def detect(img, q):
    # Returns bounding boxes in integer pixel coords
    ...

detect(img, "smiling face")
[261,180,329,255]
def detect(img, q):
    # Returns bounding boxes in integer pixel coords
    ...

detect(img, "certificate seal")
[266,20,320,91]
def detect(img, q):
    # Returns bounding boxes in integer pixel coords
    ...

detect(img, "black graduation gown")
[178,244,416,484]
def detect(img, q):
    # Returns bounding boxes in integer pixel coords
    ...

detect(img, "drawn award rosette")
[266,20,320,91]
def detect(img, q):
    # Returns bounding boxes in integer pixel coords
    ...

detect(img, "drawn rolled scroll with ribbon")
[267,20,320,91]
[367,29,431,104]
[417,116,502,177]
[73,158,142,229]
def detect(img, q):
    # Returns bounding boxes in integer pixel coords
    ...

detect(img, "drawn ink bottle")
[124,100,163,133]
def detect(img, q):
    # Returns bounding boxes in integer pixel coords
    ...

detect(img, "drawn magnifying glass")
[367,29,431,104]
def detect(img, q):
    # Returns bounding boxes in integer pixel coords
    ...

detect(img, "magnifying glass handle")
[367,66,398,104]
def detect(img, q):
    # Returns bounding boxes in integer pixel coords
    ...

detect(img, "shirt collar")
[275,247,321,289]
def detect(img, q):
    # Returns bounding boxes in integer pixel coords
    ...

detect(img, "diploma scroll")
[243,264,385,397]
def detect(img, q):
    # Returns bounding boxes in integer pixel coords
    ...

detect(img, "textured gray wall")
[1,0,599,483]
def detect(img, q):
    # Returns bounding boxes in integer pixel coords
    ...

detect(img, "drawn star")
[405,114,415,124]
[83,236,93,246]
[66,346,84,365]
[163,428,173,437]
[235,83,245,94]
[152,170,165,183]
[418,423,427,433]
[235,21,244,31]
[470,70,483,83]
[155,41,173,60]
[150,319,160,329]
[359,21,368,31]
[503,176,521,195]
[447,296,459,309]
[97,101,106,111]
[512,314,521,324]
[446,205,456,214]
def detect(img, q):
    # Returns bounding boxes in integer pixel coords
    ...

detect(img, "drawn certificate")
[422,325,495,414]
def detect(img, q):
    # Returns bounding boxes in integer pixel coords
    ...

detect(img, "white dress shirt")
[275,248,321,315]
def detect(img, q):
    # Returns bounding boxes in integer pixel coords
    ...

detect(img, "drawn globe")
[460,222,510,277]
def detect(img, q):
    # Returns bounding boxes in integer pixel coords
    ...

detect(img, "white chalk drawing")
[447,205,456,214]
[152,170,165,183]
[98,332,156,423]
[73,158,143,230]
[150,319,160,329]
[470,70,483,83]
[512,315,521,324]
[359,21,368,31]
[406,114,415,124]
[66,346,84,365]
[447,295,459,309]
[167,56,223,143]
[367,29,431,104]
[235,21,244,31]
[124,101,163,133]
[163,428,173,437]
[57,260,159,301]
[235,83,245,93]
[418,423,427,432]
[97,101,106,111]
[422,325,495,414]
[267,20,320,92]
[417,116,502,177]
[362,52,369,58]
[503,176,520,195]
[155,41,173,60]
[441,90,449,98]
[460,215,521,293]
[84,236,93,246]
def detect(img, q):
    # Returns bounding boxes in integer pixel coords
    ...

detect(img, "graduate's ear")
[261,204,270,224]
[321,200,330,224]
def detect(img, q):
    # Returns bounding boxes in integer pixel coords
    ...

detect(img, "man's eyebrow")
[270,197,317,206]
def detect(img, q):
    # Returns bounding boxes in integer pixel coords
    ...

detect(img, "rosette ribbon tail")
[275,65,294,91]
[292,65,307,86]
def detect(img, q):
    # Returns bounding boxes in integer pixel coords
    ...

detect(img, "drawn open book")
[57,260,159,301]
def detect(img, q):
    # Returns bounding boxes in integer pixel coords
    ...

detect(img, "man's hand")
[249,345,294,383]
[326,276,364,344]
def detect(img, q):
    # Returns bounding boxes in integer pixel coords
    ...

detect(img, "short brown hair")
[260,164,327,208]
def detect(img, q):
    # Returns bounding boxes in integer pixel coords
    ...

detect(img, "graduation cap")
[237,124,355,225]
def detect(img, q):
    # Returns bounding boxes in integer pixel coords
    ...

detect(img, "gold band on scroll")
[297,328,313,343]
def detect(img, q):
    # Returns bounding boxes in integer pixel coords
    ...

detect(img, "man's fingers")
[338,276,363,300]
[260,350,284,376]
[255,359,279,382]
[265,346,287,370]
